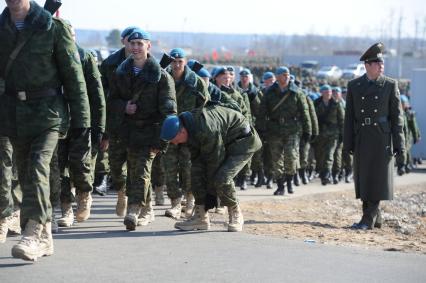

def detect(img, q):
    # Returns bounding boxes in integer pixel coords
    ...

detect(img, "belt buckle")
[364,117,371,125]
[17,91,26,101]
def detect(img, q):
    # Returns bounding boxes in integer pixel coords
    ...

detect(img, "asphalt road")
[1,169,425,283]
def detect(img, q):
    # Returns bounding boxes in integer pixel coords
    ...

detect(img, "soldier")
[160,105,262,232]
[341,87,353,183]
[261,72,276,89]
[344,43,405,230]
[259,67,312,195]
[237,68,263,188]
[108,29,177,231]
[0,0,91,260]
[0,136,21,243]
[55,25,106,228]
[331,86,345,184]
[313,85,344,185]
[99,26,139,215]
[163,48,209,220]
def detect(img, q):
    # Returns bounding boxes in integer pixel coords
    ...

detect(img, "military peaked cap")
[360,42,385,63]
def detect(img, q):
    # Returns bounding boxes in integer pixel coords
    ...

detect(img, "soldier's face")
[365,61,384,79]
[321,90,332,100]
[263,77,275,87]
[240,75,250,87]
[170,127,188,145]
[6,0,29,11]
[130,39,151,59]
[215,72,230,87]
[277,73,290,86]
[171,58,186,74]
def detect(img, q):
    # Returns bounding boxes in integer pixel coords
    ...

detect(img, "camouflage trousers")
[127,147,154,206]
[109,136,127,192]
[332,142,343,174]
[163,144,191,200]
[94,147,109,176]
[192,152,254,207]
[307,146,316,171]
[313,134,338,174]
[10,130,59,226]
[250,145,263,173]
[262,141,273,178]
[268,134,301,178]
[0,136,14,218]
[51,131,93,205]
[151,153,165,187]
[299,139,311,169]
[342,150,353,172]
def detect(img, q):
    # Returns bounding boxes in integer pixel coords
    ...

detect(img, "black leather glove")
[204,193,218,211]
[71,128,90,139]
[302,132,311,143]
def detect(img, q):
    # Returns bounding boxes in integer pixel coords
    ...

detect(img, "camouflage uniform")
[313,97,344,184]
[108,55,176,216]
[164,66,209,200]
[259,82,312,192]
[332,99,346,182]
[0,136,13,218]
[0,4,91,227]
[99,48,128,191]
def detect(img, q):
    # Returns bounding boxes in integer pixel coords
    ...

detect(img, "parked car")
[316,65,342,80]
[341,64,366,79]
[300,60,320,76]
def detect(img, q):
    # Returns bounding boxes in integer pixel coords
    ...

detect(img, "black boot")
[332,171,339,185]
[397,164,405,176]
[299,168,308,185]
[344,169,353,183]
[286,174,294,194]
[266,176,273,189]
[321,171,331,186]
[306,167,313,181]
[93,174,108,196]
[250,171,257,185]
[293,173,300,186]
[255,170,264,188]
[273,178,285,195]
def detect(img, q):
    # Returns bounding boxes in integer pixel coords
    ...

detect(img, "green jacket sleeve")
[53,19,91,129]
[306,96,319,136]
[297,92,312,135]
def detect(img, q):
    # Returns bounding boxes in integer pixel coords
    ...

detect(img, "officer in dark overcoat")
[343,43,405,230]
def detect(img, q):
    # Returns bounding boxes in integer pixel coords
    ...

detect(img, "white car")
[342,64,366,79]
[316,66,342,80]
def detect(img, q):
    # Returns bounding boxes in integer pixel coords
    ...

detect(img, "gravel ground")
[223,183,426,254]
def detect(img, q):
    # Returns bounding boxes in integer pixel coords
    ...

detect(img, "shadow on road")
[244,220,339,229]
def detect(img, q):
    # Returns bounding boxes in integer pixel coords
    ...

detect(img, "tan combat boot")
[165,197,182,219]
[184,193,195,218]
[174,205,210,231]
[0,217,8,243]
[8,209,21,235]
[51,214,59,234]
[137,202,155,226]
[154,185,165,206]
[116,189,128,217]
[76,192,92,222]
[39,222,54,257]
[227,204,244,232]
[124,204,141,231]
[11,219,44,261]
[57,202,74,227]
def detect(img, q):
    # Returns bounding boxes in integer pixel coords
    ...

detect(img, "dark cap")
[360,42,385,63]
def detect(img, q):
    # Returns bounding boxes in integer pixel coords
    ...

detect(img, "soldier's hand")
[100,138,109,152]
[125,101,137,115]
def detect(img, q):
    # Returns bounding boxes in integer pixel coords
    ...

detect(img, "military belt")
[7,88,61,101]
[358,116,388,127]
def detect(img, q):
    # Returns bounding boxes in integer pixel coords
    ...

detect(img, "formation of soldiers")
[0,0,422,262]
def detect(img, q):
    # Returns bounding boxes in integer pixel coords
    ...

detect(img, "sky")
[1,0,425,38]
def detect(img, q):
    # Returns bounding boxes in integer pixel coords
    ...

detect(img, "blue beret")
[161,115,181,141]
[121,26,139,38]
[332,87,342,93]
[276,66,290,75]
[400,94,409,103]
[169,48,186,59]
[213,66,227,78]
[187,59,196,69]
[197,68,211,78]
[262,71,274,81]
[127,29,151,41]
[239,68,251,76]
[320,84,332,92]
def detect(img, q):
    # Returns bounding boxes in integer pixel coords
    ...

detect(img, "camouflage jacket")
[306,94,319,136]
[168,65,209,113]
[314,97,344,138]
[99,47,126,98]
[108,55,177,149]
[181,105,262,188]
[77,45,106,134]
[259,81,312,137]
[0,1,91,137]
[220,85,252,124]
[405,109,421,144]
[207,82,241,113]
[238,82,262,126]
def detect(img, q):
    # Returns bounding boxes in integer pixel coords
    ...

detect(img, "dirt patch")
[236,184,426,254]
